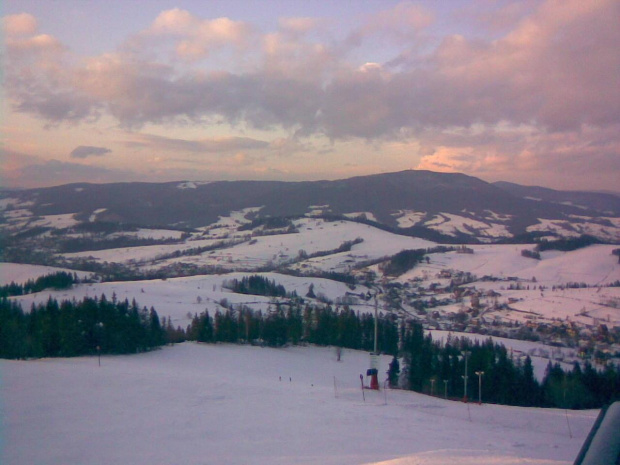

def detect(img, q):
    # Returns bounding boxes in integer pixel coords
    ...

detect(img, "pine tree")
[388,356,400,387]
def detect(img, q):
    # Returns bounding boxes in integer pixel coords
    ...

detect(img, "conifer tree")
[388,356,400,387]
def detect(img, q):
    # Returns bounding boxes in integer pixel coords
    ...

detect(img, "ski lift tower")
[366,290,380,390]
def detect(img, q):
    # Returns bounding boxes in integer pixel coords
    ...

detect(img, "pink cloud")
[143,8,253,60]
[431,0,620,131]
[3,12,38,36]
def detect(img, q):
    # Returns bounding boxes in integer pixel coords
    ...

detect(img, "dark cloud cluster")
[70,146,112,159]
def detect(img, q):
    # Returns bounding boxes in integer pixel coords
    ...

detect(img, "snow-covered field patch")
[28,213,80,229]
[344,212,378,222]
[406,244,620,287]
[393,210,426,228]
[423,213,512,239]
[89,208,107,222]
[8,272,371,328]
[527,218,620,241]
[0,263,92,285]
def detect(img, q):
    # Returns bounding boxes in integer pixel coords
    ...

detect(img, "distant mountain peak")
[2,170,619,244]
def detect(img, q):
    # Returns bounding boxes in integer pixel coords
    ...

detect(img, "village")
[373,257,620,367]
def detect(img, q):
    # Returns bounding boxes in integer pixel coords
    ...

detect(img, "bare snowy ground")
[0,263,92,285]
[1,343,596,465]
[7,272,371,329]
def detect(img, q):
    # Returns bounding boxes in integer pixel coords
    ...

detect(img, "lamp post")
[443,379,448,399]
[462,350,471,402]
[475,371,484,404]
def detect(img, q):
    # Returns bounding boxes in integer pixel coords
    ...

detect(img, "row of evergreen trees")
[224,275,291,298]
[398,325,620,408]
[380,249,426,276]
[181,303,399,355]
[0,294,166,359]
[0,271,78,298]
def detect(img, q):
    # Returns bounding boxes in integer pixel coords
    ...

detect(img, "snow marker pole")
[360,374,365,402]
[384,379,389,405]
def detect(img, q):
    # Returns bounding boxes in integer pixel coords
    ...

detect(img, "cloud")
[6,32,64,58]
[3,13,38,36]
[141,8,253,60]
[123,133,269,153]
[415,122,620,189]
[417,145,512,175]
[70,146,112,158]
[3,1,619,190]
[268,137,311,156]
[6,1,619,135]
[424,0,620,132]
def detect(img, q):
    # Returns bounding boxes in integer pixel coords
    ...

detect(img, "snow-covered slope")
[1,343,597,465]
[8,272,370,328]
[0,263,92,285]
[405,244,620,287]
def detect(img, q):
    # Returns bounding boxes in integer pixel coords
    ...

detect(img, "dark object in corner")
[573,402,620,465]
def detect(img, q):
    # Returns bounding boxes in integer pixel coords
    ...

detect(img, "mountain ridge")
[1,170,618,244]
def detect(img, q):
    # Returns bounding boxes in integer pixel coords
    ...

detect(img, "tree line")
[223,275,291,298]
[397,325,620,409]
[0,271,78,298]
[380,249,426,276]
[0,294,166,359]
[178,302,399,355]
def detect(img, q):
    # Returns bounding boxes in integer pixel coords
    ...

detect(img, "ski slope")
[1,343,597,465]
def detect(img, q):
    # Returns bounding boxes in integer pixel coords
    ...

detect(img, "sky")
[1,0,619,191]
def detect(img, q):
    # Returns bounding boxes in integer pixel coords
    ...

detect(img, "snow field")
[1,343,597,465]
[425,213,512,239]
[58,218,436,272]
[7,272,372,328]
[0,263,92,286]
[406,244,620,287]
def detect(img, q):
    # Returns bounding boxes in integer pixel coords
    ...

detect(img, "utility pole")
[369,292,379,390]
[462,350,471,402]
[374,294,378,355]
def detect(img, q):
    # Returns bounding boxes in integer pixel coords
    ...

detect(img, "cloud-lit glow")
[2,0,619,191]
